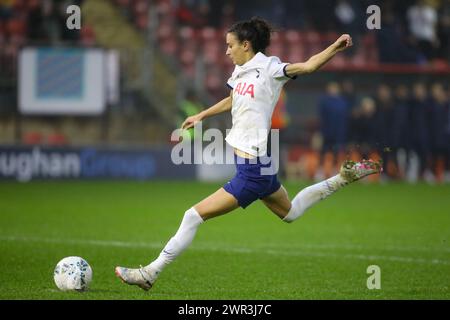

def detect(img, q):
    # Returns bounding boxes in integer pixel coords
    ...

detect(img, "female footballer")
[115,17,382,290]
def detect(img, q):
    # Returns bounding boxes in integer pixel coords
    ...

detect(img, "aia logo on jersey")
[234,82,255,98]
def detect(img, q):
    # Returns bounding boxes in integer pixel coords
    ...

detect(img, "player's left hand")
[334,34,353,52]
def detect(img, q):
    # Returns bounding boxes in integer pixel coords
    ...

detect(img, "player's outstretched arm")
[181,92,233,130]
[285,34,353,77]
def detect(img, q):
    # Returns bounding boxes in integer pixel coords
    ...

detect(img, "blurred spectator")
[392,84,410,150]
[391,84,410,178]
[349,96,377,158]
[341,79,356,112]
[317,82,349,177]
[410,82,431,180]
[373,84,395,177]
[436,0,450,62]
[428,82,449,181]
[377,6,419,63]
[319,82,349,153]
[406,0,439,62]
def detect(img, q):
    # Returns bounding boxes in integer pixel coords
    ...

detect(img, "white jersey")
[225,52,295,157]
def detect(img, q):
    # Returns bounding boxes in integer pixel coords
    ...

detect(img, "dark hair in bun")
[227,17,273,54]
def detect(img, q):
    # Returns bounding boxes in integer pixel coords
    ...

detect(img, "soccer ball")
[53,256,93,291]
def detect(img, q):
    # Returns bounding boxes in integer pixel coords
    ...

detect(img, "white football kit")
[225,52,295,157]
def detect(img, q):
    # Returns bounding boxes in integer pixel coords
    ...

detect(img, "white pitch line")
[263,242,450,253]
[0,235,449,266]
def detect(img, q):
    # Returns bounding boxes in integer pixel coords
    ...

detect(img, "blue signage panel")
[0,146,195,181]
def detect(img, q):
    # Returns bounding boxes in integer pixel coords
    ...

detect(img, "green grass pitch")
[0,180,449,299]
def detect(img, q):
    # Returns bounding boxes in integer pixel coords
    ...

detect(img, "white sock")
[283,174,348,223]
[146,207,204,273]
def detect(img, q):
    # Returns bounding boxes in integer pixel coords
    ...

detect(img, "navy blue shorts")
[223,154,281,209]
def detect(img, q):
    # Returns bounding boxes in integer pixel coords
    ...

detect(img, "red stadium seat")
[160,38,178,56]
[116,0,132,7]
[156,0,172,15]
[222,56,234,73]
[199,27,217,42]
[286,47,305,63]
[268,32,285,59]
[182,64,195,78]
[135,12,149,31]
[180,48,196,66]
[284,30,303,45]
[26,0,40,10]
[325,31,339,42]
[304,31,320,44]
[202,41,221,65]
[157,19,174,41]
[351,48,366,67]
[267,46,285,59]
[12,0,26,11]
[328,54,346,68]
[47,133,69,146]
[133,0,149,15]
[179,26,195,42]
[22,132,43,145]
[205,69,222,90]
[6,18,26,37]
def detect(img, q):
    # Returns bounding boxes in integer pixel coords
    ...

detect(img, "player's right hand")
[181,114,203,130]
[334,34,353,52]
